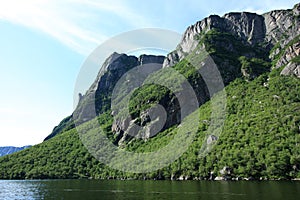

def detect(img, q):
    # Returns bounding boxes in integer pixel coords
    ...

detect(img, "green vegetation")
[43,115,74,141]
[196,29,270,83]
[0,72,299,180]
[239,56,271,80]
[129,84,174,119]
[291,55,300,64]
[0,24,299,181]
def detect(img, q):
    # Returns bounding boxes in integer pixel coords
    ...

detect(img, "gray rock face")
[46,53,165,140]
[207,135,218,145]
[223,12,266,44]
[260,6,300,48]
[88,53,138,94]
[294,3,300,16]
[163,3,300,70]
[276,40,300,78]
[46,3,300,142]
[139,54,165,65]
[111,89,180,144]
[220,166,232,176]
[163,13,266,68]
[74,53,165,124]
[277,40,300,66]
[281,62,300,78]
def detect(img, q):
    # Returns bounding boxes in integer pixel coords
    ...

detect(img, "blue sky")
[0,0,299,146]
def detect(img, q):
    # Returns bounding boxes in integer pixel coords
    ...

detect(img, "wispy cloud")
[0,0,152,55]
[237,0,297,15]
[1,0,297,55]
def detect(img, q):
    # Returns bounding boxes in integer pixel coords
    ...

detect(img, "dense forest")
[0,61,299,180]
[0,4,300,180]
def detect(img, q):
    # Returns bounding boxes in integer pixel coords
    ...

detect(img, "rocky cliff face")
[163,3,300,79]
[277,40,300,77]
[74,53,165,124]
[45,3,300,142]
[3,3,299,180]
[45,53,165,141]
[72,53,168,144]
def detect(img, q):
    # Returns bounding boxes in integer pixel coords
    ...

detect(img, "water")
[0,180,300,200]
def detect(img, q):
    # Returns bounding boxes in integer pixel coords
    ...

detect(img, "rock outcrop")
[74,53,165,124]
[281,62,300,78]
[45,53,165,141]
[163,3,300,77]
[3,3,299,181]
[45,3,300,142]
[277,40,300,78]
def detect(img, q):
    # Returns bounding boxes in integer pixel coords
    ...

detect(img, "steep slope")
[44,53,165,141]
[45,3,300,142]
[164,3,300,63]
[0,71,298,180]
[0,4,299,180]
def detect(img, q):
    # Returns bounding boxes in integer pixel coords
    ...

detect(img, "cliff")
[3,3,298,180]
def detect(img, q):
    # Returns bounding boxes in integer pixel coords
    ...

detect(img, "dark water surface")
[0,179,300,200]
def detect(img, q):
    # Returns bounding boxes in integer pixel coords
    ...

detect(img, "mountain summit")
[164,3,300,77]
[0,4,299,180]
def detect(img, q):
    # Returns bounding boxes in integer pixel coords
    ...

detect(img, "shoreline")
[1,177,300,181]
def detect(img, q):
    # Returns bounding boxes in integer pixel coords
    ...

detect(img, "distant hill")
[0,146,31,157]
[0,3,299,180]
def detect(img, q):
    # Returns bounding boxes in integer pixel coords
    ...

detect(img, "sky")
[0,0,299,147]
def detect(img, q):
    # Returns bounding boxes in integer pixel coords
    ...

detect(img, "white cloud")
[1,0,297,55]
[0,0,152,55]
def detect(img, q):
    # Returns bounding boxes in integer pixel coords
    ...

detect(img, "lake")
[0,180,300,200]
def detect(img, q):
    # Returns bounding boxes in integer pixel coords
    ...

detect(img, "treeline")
[0,70,299,180]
